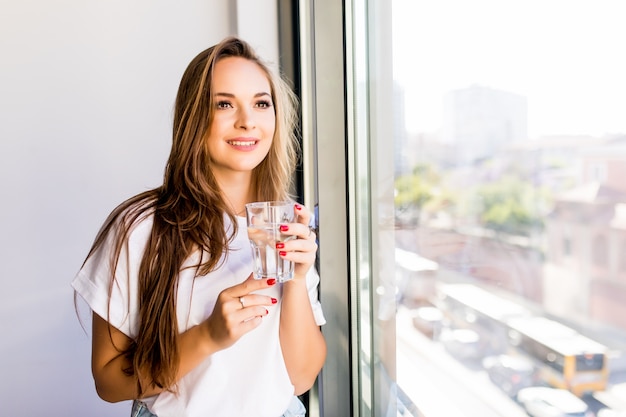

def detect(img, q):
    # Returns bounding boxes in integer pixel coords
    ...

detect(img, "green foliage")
[475,176,546,235]
[394,160,549,236]
[394,163,446,208]
[394,174,432,208]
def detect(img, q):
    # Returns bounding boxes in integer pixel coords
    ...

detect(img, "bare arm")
[278,204,327,394]
[91,275,276,402]
[91,313,215,401]
[279,279,327,394]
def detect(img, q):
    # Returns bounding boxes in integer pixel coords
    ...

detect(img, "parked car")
[482,354,536,397]
[517,387,592,417]
[597,409,626,417]
[439,327,482,359]
[410,305,444,339]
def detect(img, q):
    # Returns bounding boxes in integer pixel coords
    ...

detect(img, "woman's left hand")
[277,203,317,279]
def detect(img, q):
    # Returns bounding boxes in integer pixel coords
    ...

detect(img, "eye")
[256,100,273,109]
[216,100,233,109]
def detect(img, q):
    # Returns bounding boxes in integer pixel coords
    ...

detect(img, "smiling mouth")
[227,140,257,146]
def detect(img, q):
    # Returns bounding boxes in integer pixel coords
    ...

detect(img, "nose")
[235,107,255,130]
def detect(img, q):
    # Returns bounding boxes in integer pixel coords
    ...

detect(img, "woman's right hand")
[203,273,277,351]
[91,275,277,402]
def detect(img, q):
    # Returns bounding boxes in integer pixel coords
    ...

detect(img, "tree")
[394,163,441,226]
[475,176,547,235]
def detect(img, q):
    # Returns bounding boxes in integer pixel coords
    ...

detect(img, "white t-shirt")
[72,213,326,417]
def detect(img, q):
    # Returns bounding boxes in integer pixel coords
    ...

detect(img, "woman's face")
[205,56,276,179]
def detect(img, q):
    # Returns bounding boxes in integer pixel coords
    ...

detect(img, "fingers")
[236,293,278,311]
[224,273,277,298]
[278,223,316,242]
[278,238,317,272]
[278,203,316,241]
[265,203,317,279]
[275,227,317,275]
[294,203,314,233]
[205,276,278,351]
[237,315,263,333]
[205,304,265,351]
[306,225,316,241]
[223,274,278,316]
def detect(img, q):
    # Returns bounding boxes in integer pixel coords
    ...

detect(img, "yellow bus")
[439,284,610,397]
[507,316,609,396]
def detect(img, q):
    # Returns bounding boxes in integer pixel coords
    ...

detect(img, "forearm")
[279,278,327,395]
[93,316,217,402]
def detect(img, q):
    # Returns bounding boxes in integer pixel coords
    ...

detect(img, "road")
[396,306,529,417]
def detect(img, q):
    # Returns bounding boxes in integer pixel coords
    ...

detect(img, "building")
[442,85,528,164]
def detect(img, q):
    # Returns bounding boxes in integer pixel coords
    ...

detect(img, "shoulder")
[85,193,157,263]
[106,192,157,239]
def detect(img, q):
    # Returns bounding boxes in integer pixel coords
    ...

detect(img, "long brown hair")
[82,37,299,394]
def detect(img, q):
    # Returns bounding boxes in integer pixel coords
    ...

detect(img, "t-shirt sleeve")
[71,218,151,338]
[306,266,326,326]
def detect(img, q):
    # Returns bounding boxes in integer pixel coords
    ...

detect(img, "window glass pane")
[353,0,626,415]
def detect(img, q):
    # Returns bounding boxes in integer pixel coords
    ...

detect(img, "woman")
[72,36,326,417]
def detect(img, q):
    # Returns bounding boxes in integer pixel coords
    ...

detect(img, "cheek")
[205,119,228,144]
[208,117,229,136]
[262,113,277,136]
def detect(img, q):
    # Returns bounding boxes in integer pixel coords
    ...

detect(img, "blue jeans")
[131,396,306,417]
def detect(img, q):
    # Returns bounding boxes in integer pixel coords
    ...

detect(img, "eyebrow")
[214,92,271,98]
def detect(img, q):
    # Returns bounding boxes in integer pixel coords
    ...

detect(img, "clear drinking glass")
[245,201,295,282]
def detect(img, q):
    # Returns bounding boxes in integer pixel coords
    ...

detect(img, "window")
[311,0,626,415]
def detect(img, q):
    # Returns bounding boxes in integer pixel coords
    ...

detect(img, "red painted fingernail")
[280,224,289,232]
[267,278,276,285]
[279,251,287,256]
[271,297,278,304]
[265,308,269,314]
[276,242,285,249]
[295,204,302,210]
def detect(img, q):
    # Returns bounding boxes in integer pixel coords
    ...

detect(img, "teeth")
[228,140,255,146]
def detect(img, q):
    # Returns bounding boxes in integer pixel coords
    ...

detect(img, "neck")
[215,172,254,216]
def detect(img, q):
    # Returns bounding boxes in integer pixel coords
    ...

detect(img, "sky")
[391,0,626,138]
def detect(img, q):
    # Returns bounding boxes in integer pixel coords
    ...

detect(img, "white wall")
[0,0,276,415]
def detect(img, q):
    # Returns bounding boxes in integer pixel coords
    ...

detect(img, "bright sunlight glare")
[392,0,626,138]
